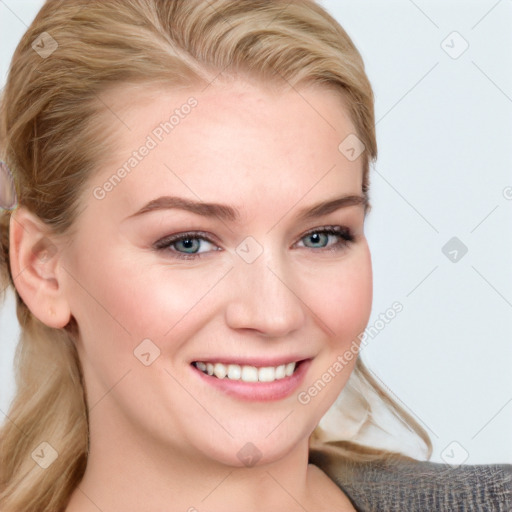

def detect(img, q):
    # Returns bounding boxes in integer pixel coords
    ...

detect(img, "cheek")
[106,261,233,339]
[72,247,202,331]
[64,249,224,407]
[339,251,372,339]
[66,246,231,364]
[305,244,373,345]
[294,246,372,423]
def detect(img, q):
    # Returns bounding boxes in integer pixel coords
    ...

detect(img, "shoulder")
[309,440,512,512]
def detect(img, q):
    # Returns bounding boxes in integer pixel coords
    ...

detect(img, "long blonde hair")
[0,1,431,510]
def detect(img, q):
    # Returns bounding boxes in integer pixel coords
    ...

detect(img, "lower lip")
[191,359,312,401]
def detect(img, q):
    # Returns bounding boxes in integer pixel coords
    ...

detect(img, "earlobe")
[9,206,71,329]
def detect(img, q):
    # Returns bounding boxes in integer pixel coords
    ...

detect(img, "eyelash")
[153,226,355,261]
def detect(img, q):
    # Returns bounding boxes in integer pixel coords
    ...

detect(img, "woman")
[0,1,510,511]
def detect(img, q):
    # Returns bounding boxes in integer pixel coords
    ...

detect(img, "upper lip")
[191,356,311,367]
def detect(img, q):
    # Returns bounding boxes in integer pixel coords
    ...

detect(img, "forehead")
[87,80,364,221]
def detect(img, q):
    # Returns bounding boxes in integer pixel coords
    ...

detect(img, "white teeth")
[285,362,295,377]
[258,367,275,382]
[227,364,241,380]
[213,363,227,379]
[241,365,258,382]
[195,361,297,382]
[275,364,286,379]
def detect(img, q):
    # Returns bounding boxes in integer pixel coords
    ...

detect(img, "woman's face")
[60,79,372,467]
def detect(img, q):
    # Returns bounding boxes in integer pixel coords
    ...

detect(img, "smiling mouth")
[192,361,302,383]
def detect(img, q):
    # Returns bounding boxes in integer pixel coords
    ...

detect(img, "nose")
[224,248,307,338]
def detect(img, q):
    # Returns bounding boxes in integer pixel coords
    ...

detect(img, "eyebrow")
[126,194,368,223]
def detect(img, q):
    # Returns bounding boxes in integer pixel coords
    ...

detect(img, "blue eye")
[154,231,219,260]
[298,226,353,250]
[154,226,354,261]
[172,237,207,254]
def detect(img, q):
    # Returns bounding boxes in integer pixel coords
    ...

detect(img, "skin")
[10,79,372,511]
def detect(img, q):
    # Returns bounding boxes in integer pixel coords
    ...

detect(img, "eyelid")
[152,230,218,251]
[298,224,352,240]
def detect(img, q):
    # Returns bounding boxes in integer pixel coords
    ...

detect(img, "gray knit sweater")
[309,441,512,511]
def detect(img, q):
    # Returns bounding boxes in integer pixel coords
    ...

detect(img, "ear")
[9,206,71,328]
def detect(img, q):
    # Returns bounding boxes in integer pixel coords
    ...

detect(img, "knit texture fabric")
[309,441,512,511]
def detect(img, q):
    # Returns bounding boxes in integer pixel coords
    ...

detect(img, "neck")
[65,415,320,512]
